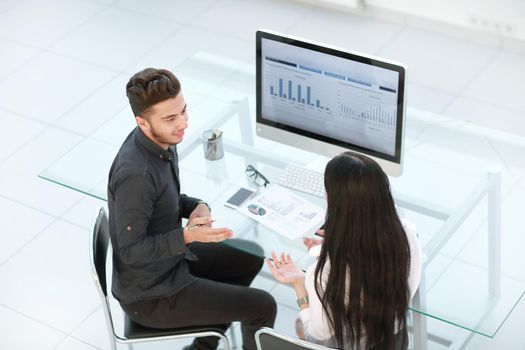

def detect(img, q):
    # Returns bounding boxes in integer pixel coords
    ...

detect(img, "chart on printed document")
[238,185,325,239]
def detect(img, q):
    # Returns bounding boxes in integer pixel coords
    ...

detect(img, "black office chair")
[255,327,336,350]
[90,206,231,350]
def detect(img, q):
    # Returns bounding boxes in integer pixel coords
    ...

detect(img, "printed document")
[237,184,325,239]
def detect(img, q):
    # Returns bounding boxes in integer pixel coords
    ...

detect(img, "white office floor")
[1,0,525,349]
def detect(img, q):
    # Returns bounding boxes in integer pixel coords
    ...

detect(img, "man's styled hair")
[126,68,181,117]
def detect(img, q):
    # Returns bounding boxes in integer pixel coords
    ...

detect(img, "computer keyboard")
[276,165,325,198]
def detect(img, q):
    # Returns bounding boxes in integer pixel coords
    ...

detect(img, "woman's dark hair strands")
[315,151,411,349]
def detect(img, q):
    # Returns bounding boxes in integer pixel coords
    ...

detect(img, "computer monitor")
[255,30,407,176]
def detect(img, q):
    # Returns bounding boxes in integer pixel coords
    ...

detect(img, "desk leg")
[412,272,428,350]
[488,171,501,298]
[236,98,253,146]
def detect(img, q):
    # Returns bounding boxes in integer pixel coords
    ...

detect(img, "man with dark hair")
[108,68,277,350]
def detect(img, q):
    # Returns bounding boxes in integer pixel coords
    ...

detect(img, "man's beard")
[150,124,179,146]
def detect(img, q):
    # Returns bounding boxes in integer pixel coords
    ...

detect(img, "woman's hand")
[303,237,323,250]
[266,252,305,285]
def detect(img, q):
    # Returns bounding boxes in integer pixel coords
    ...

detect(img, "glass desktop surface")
[39,52,525,339]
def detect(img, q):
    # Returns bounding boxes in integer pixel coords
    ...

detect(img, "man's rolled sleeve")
[112,174,191,265]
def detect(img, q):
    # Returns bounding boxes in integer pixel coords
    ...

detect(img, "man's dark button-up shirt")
[108,127,200,304]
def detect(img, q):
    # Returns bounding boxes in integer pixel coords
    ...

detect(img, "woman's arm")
[266,253,334,340]
[300,263,335,341]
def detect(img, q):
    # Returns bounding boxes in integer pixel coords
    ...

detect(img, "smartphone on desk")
[224,187,255,209]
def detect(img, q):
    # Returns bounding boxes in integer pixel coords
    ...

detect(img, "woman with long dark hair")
[267,151,422,349]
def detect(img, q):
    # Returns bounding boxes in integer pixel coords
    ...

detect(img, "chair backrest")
[90,206,110,298]
[255,327,335,350]
[90,206,122,349]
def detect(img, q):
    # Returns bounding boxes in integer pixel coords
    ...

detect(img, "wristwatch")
[297,295,309,308]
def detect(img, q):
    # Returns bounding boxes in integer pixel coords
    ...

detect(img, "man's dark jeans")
[121,240,277,350]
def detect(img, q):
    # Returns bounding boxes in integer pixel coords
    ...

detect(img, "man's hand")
[183,216,233,244]
[188,203,211,226]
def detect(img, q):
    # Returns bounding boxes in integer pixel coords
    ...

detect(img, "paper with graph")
[238,184,325,239]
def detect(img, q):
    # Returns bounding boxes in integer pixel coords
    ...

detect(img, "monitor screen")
[256,30,407,176]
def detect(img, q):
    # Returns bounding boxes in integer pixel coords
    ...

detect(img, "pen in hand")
[185,219,217,231]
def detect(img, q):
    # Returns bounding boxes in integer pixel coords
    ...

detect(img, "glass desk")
[39,52,525,350]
